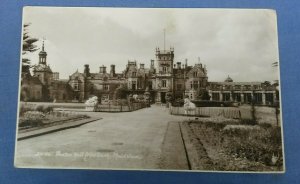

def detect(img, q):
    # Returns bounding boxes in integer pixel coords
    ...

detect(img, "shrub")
[223,126,282,167]
[35,105,53,113]
[35,105,44,112]
[19,119,43,128]
[172,98,184,107]
[19,111,46,128]
[240,119,257,126]
[24,111,45,120]
[19,104,35,116]
[43,106,53,113]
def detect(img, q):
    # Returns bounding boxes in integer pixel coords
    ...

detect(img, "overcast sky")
[23,7,279,82]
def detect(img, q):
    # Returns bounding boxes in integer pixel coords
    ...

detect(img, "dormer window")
[193,71,198,77]
[132,72,136,77]
[103,84,109,90]
[74,83,79,90]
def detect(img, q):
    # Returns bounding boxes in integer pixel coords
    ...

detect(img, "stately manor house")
[20,42,279,105]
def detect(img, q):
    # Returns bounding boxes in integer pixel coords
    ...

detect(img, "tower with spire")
[38,40,47,65]
[33,40,53,86]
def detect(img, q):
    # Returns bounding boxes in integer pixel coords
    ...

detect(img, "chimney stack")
[177,62,181,69]
[110,64,115,76]
[84,64,90,77]
[140,63,145,69]
[99,65,106,74]
[150,59,154,69]
[185,59,188,68]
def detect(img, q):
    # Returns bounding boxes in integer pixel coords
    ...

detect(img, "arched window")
[74,82,79,90]
[162,80,167,88]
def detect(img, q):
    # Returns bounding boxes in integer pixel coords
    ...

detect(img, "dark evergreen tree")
[22,23,39,73]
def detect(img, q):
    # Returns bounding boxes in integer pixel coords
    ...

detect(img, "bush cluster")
[113,99,129,106]
[20,104,54,115]
[19,111,46,128]
[24,111,45,120]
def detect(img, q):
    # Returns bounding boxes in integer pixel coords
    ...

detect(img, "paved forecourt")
[15,105,190,170]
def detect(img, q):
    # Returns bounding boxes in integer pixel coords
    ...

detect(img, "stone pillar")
[273,91,277,103]
[251,92,254,103]
[241,93,244,103]
[230,92,233,102]
[157,92,161,103]
[262,92,266,105]
[219,91,223,101]
[208,90,212,101]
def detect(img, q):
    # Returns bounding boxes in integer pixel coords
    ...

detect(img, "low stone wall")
[20,102,86,109]
[95,102,147,112]
[169,106,241,119]
[170,105,281,126]
[20,102,148,113]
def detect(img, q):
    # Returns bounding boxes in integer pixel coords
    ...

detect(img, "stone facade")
[208,80,279,105]
[69,65,126,103]
[20,43,279,105]
[21,42,74,102]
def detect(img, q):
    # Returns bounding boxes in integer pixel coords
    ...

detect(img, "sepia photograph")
[15,7,284,172]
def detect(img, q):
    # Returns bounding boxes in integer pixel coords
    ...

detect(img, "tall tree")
[22,23,39,73]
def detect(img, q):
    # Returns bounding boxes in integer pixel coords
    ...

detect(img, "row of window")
[73,83,109,91]
[131,68,204,77]
[130,80,205,90]
[159,56,171,60]
[190,81,204,89]
[211,92,275,103]
[131,67,170,77]
[210,85,262,90]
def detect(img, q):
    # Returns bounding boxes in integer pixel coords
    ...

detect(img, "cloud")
[23,7,279,82]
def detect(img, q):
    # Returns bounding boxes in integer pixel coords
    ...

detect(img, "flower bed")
[183,120,283,171]
[18,104,89,131]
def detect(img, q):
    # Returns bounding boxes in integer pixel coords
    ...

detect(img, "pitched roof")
[33,64,52,73]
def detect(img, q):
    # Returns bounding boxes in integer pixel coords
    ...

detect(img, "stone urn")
[84,96,99,111]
